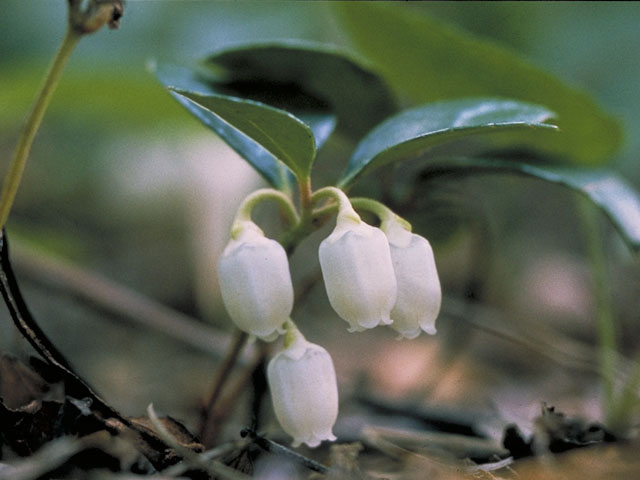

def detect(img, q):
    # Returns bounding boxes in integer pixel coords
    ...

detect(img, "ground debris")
[325,442,370,480]
[0,355,211,479]
[0,354,57,409]
[509,440,640,480]
[502,403,617,460]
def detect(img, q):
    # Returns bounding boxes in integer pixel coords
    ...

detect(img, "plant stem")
[311,186,359,221]
[199,329,249,445]
[205,341,270,447]
[231,188,299,238]
[298,177,313,213]
[280,179,314,253]
[607,349,640,433]
[0,27,81,229]
[351,196,412,231]
[578,198,617,419]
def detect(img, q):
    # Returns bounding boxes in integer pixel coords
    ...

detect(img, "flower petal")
[388,233,441,338]
[268,335,339,448]
[319,220,397,331]
[218,225,293,340]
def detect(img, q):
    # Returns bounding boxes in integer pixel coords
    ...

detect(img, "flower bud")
[319,215,397,332]
[267,328,338,448]
[217,222,293,341]
[384,222,441,339]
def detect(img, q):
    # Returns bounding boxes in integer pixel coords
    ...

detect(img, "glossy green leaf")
[204,41,397,138]
[419,157,640,253]
[170,89,316,189]
[154,62,337,151]
[339,98,558,188]
[155,62,337,190]
[334,2,622,165]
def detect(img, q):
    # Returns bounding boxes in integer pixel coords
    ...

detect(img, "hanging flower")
[319,212,397,332]
[384,220,441,339]
[217,221,293,341]
[267,325,338,448]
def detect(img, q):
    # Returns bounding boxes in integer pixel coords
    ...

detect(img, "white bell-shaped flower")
[384,221,441,339]
[217,221,293,341]
[319,213,397,332]
[267,326,338,448]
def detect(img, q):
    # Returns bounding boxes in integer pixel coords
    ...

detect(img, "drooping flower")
[217,221,293,341]
[384,220,441,339]
[319,212,397,332]
[267,325,338,448]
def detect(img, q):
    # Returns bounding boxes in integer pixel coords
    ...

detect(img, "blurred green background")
[2,1,640,437]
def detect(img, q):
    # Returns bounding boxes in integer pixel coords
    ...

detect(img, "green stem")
[607,350,640,434]
[283,319,304,349]
[578,197,617,419]
[281,178,314,253]
[0,27,81,229]
[298,177,313,214]
[351,197,412,231]
[311,186,359,221]
[282,185,355,252]
[231,188,299,239]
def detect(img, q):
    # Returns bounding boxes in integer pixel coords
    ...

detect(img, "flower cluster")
[319,200,441,338]
[217,188,441,448]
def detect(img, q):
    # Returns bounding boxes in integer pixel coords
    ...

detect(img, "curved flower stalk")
[218,220,293,341]
[316,188,397,332]
[383,218,441,338]
[267,323,338,448]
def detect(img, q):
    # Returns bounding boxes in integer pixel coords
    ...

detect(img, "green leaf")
[420,157,640,253]
[334,3,622,165]
[339,98,558,188]
[204,40,397,138]
[170,89,316,189]
[154,62,337,151]
[154,41,396,188]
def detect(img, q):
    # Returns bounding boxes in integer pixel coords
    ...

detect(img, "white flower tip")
[423,325,437,335]
[292,431,337,448]
[394,328,421,340]
[259,332,278,342]
[347,315,392,332]
[256,325,286,342]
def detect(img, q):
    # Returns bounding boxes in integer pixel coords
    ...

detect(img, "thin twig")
[147,404,251,480]
[162,440,247,477]
[456,301,640,434]
[578,197,617,419]
[243,430,331,474]
[207,342,272,444]
[445,294,634,381]
[199,329,249,445]
[9,241,252,361]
